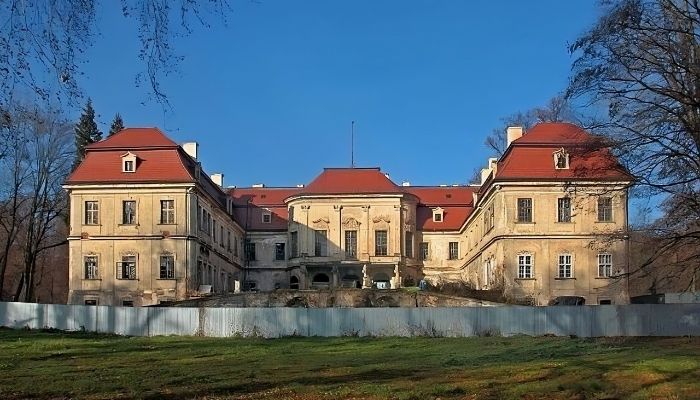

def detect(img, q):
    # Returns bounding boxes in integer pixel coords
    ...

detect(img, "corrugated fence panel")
[2,302,700,337]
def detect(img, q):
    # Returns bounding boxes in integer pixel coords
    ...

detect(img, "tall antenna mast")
[351,120,355,168]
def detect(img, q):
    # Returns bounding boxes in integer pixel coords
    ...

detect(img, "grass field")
[0,329,698,399]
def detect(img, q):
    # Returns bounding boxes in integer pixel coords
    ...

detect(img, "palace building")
[64,123,632,306]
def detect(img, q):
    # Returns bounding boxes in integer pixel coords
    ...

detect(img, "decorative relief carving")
[301,205,311,211]
[312,217,330,228]
[342,217,361,228]
[372,215,391,224]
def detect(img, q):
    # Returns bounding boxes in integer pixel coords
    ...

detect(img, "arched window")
[311,273,330,289]
[290,275,300,290]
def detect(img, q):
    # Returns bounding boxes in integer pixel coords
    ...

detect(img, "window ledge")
[515,278,536,281]
[595,276,613,279]
[84,224,102,227]
[157,278,176,281]
[515,221,535,224]
[83,278,101,281]
[554,277,576,280]
[157,223,177,226]
[595,221,615,224]
[118,224,139,227]
[555,221,573,224]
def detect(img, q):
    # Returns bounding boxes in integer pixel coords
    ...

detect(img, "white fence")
[1,302,699,338]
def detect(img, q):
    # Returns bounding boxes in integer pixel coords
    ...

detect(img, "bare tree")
[568,0,700,286]
[0,1,230,108]
[484,93,583,157]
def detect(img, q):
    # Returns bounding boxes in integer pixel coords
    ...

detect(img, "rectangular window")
[122,201,136,224]
[557,198,571,223]
[517,198,532,223]
[375,230,388,256]
[245,239,256,261]
[160,200,175,224]
[84,299,97,306]
[159,255,175,279]
[220,226,224,247]
[558,254,572,278]
[448,242,459,260]
[290,231,298,258]
[262,212,271,223]
[405,232,413,258]
[598,253,612,277]
[197,203,202,231]
[314,230,328,256]
[122,300,134,307]
[212,220,217,243]
[227,231,231,252]
[419,242,429,260]
[598,197,613,222]
[518,254,533,279]
[345,230,357,259]
[275,243,286,260]
[123,160,134,172]
[117,255,137,280]
[84,256,98,279]
[85,201,99,225]
[484,204,494,233]
[233,235,239,257]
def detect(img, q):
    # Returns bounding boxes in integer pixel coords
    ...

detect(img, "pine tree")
[74,98,102,167]
[108,113,125,136]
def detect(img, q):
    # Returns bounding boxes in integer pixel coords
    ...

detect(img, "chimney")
[506,126,524,147]
[480,168,491,185]
[210,173,224,187]
[182,142,199,160]
[401,181,411,187]
[252,183,265,188]
[296,184,305,188]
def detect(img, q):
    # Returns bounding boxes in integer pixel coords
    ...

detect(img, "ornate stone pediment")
[342,217,361,229]
[312,217,330,228]
[372,215,391,224]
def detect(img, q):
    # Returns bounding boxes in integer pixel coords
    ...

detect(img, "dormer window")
[121,152,137,173]
[262,210,272,224]
[554,149,569,170]
[432,207,444,222]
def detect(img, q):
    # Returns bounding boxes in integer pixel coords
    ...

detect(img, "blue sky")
[79,0,600,188]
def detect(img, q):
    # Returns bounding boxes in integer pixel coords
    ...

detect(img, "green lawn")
[0,329,698,400]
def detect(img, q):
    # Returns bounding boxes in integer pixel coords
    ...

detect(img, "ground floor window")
[84,299,97,306]
[598,253,612,277]
[558,254,572,278]
[159,255,175,279]
[122,300,134,307]
[84,256,98,280]
[290,275,299,290]
[117,255,137,280]
[518,254,533,279]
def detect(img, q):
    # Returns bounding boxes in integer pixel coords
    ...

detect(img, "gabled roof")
[511,122,591,145]
[229,187,299,231]
[66,149,194,184]
[88,127,179,149]
[300,168,401,196]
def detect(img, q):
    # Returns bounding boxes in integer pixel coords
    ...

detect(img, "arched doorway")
[311,273,330,289]
[341,274,361,289]
[290,275,300,290]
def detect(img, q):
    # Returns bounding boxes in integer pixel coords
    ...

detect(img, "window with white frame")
[375,230,388,256]
[432,207,444,222]
[262,211,272,224]
[160,200,175,224]
[598,197,613,222]
[448,242,459,260]
[85,201,99,225]
[419,242,429,260]
[315,229,328,256]
[117,255,137,280]
[159,255,175,279]
[518,254,533,278]
[598,253,612,277]
[121,152,137,172]
[554,149,569,169]
[557,198,571,223]
[122,201,136,224]
[517,198,533,223]
[84,256,98,279]
[558,254,572,278]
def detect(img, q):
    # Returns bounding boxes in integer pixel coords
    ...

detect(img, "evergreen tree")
[74,98,102,167]
[108,113,124,136]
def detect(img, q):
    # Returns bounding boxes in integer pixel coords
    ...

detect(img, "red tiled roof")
[66,149,194,184]
[229,187,299,231]
[404,186,476,206]
[416,205,472,231]
[301,168,401,195]
[88,127,178,149]
[406,186,476,231]
[494,122,631,182]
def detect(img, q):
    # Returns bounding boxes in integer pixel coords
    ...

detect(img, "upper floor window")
[121,152,137,173]
[517,198,532,223]
[345,230,357,259]
[598,197,613,222]
[275,243,286,261]
[484,203,494,233]
[290,231,298,258]
[518,254,533,279]
[558,254,572,278]
[117,255,137,280]
[432,207,444,222]
[245,239,256,261]
[262,211,272,224]
[405,231,414,258]
[557,198,571,223]
[160,200,175,224]
[314,229,328,257]
[84,256,98,279]
[85,201,99,225]
[598,253,612,277]
[419,242,429,260]
[375,230,388,256]
[122,201,136,225]
[554,149,569,169]
[159,255,175,279]
[448,242,459,260]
